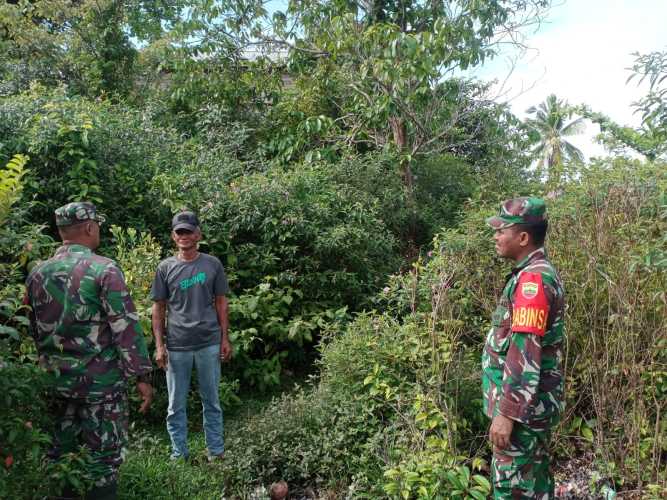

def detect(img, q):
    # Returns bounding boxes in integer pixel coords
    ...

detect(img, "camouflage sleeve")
[498,332,542,423]
[498,273,555,423]
[100,263,153,378]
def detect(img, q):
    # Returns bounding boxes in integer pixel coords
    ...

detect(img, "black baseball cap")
[172,211,200,232]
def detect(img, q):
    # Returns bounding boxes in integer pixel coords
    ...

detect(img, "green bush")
[0,358,98,499]
[546,158,667,488]
[109,225,163,336]
[327,152,478,247]
[228,277,348,391]
[221,309,486,498]
[0,155,54,348]
[160,162,401,308]
[156,160,401,387]
[222,157,666,496]
[0,87,183,238]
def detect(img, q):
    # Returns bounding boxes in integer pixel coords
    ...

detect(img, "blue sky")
[470,0,667,158]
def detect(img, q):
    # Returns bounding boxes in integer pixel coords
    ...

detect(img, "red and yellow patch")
[512,272,549,336]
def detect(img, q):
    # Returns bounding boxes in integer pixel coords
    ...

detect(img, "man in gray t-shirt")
[150,210,232,461]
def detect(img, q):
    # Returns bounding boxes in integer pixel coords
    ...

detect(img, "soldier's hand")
[136,382,153,414]
[489,414,514,450]
[155,345,168,370]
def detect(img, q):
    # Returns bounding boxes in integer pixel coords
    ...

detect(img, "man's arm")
[100,265,153,413]
[490,272,552,449]
[490,332,543,449]
[215,295,232,362]
[152,300,168,369]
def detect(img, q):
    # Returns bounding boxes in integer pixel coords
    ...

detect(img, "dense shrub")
[0,87,183,237]
[228,278,348,390]
[109,225,163,335]
[547,158,667,488]
[327,152,479,247]
[159,161,401,308]
[220,308,490,498]
[157,158,402,387]
[219,383,383,497]
[0,157,95,498]
[0,156,55,346]
[221,158,666,496]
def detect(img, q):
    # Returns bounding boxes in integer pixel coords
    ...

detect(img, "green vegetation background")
[0,1,665,498]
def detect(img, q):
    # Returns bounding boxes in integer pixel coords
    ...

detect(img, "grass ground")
[118,375,312,500]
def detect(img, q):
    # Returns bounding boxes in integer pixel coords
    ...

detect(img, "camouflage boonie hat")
[486,197,546,229]
[55,202,106,227]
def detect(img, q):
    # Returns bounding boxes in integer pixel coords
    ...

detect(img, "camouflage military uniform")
[25,202,152,489]
[482,198,565,499]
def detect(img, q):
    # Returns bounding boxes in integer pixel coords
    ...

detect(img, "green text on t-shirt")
[179,272,206,290]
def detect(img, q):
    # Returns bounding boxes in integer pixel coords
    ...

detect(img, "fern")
[0,154,28,225]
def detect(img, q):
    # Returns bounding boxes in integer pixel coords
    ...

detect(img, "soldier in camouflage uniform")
[482,197,565,499]
[24,202,153,500]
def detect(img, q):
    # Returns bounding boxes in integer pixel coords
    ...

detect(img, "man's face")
[172,228,201,251]
[493,226,525,260]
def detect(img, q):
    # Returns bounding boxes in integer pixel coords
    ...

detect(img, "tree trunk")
[389,116,418,250]
[389,116,413,190]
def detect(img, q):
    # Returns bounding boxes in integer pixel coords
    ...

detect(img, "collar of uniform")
[56,243,93,256]
[512,247,545,274]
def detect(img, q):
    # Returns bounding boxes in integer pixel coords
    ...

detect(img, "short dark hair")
[516,221,548,246]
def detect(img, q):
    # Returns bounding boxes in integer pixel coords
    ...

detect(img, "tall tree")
[267,0,551,183]
[0,0,194,97]
[525,94,584,184]
[258,0,552,245]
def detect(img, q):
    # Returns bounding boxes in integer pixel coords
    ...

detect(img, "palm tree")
[526,94,585,184]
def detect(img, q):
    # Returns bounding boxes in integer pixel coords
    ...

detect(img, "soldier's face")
[172,228,201,251]
[493,226,524,260]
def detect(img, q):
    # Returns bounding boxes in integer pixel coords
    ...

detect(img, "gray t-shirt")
[150,253,229,351]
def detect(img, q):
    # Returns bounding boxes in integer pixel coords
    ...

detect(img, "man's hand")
[489,414,514,450]
[155,345,168,370]
[220,337,232,362]
[136,382,153,414]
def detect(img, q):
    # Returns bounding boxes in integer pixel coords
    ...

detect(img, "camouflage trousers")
[492,422,554,499]
[49,392,129,487]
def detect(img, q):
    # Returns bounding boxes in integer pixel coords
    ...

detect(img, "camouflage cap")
[55,202,106,227]
[486,197,547,229]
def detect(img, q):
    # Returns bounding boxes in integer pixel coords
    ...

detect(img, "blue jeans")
[166,344,223,458]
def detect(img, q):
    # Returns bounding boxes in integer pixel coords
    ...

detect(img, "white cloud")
[471,0,667,159]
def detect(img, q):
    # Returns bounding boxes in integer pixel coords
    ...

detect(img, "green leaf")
[581,426,594,442]
[460,466,470,484]
[472,474,491,491]
[447,471,464,490]
[0,325,21,340]
[13,316,30,326]
[469,489,486,500]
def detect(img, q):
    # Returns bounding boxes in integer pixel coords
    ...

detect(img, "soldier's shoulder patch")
[521,281,539,299]
[511,272,550,336]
